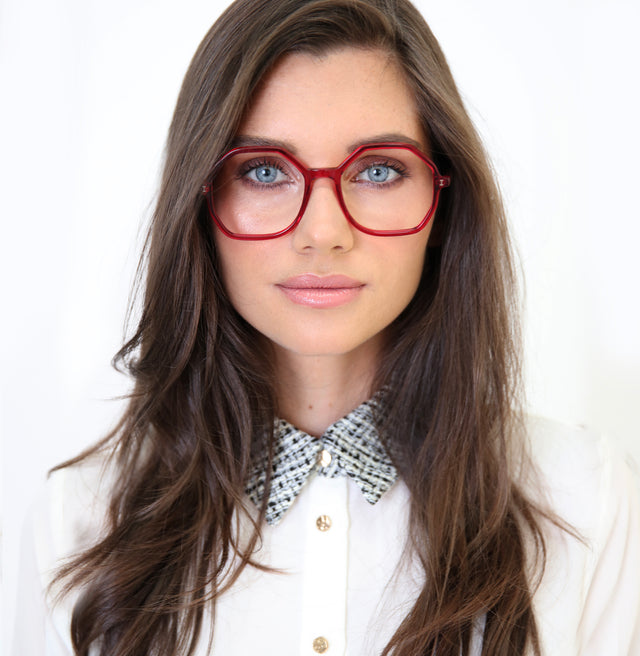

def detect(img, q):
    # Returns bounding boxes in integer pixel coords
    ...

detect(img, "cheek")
[363,243,427,333]
[388,250,426,308]
[215,238,253,306]
[384,235,429,294]
[214,238,277,316]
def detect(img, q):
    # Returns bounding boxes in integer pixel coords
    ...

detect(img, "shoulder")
[523,416,635,532]
[522,417,640,655]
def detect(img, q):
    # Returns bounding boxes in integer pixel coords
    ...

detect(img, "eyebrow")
[231,133,427,156]
[231,135,296,151]
[346,133,426,153]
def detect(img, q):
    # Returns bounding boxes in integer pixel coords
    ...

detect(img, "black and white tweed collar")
[246,396,398,526]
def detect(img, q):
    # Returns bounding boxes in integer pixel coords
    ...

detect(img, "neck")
[273,338,382,437]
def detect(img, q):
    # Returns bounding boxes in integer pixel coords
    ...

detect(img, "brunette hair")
[53,1,552,654]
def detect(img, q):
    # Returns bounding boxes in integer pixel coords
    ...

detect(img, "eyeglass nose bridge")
[306,166,343,183]
[296,165,353,229]
[290,166,358,242]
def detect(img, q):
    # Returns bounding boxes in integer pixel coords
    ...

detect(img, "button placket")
[299,474,349,655]
[315,449,335,535]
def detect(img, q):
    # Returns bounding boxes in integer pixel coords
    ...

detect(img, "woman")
[16,0,640,654]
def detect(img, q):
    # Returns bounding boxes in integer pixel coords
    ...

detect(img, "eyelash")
[350,158,410,183]
[232,154,412,188]
[237,158,290,182]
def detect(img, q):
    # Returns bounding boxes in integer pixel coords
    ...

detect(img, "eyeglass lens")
[211,147,436,236]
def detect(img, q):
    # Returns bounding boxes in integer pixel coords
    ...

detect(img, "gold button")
[313,636,329,653]
[318,449,332,467]
[316,515,332,531]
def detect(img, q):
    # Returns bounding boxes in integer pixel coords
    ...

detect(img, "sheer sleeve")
[12,460,108,656]
[576,438,640,655]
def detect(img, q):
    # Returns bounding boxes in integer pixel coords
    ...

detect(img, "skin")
[214,47,435,436]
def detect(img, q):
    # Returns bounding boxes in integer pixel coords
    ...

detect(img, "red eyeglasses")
[202,142,451,240]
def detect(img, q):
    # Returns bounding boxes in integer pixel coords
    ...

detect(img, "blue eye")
[252,165,279,183]
[366,165,393,183]
[353,160,404,185]
[241,158,290,186]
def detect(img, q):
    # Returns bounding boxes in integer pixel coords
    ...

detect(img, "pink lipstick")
[276,274,364,308]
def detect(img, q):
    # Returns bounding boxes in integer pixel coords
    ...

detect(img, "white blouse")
[12,417,640,655]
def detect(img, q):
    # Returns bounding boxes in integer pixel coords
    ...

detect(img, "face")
[214,48,434,366]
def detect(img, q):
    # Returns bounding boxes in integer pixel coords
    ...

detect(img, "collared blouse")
[12,416,640,655]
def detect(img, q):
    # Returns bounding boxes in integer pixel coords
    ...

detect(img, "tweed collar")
[246,395,397,525]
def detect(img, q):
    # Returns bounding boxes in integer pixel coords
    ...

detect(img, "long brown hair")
[53,1,550,654]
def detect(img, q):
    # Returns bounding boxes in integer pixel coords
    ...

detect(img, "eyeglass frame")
[201,141,451,240]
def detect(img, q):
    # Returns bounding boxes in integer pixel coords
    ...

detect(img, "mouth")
[276,274,365,308]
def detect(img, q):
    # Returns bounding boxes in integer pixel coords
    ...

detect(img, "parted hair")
[53,1,553,654]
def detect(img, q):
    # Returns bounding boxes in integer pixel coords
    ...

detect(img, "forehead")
[237,47,427,160]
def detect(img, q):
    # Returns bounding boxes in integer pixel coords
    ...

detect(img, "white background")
[2,0,639,648]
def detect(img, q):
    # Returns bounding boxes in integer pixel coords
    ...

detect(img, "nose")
[292,177,355,253]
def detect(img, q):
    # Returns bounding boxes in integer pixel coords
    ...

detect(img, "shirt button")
[313,636,329,653]
[316,515,332,531]
[318,449,332,467]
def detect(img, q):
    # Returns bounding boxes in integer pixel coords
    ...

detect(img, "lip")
[276,274,365,308]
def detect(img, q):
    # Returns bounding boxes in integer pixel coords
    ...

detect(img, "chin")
[271,330,385,360]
